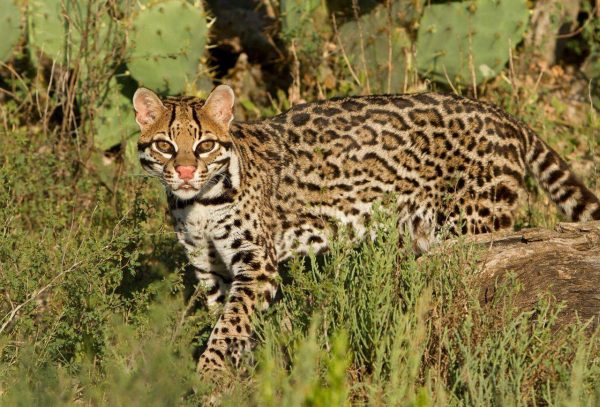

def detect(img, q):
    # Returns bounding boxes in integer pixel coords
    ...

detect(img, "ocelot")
[132,85,600,373]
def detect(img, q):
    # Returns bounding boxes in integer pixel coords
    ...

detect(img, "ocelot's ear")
[132,88,165,131]
[202,85,235,130]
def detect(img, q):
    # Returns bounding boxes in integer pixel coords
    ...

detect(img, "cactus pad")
[93,78,137,151]
[28,0,116,66]
[416,0,529,86]
[0,0,22,62]
[127,0,208,95]
[338,2,413,93]
[29,0,76,62]
[279,0,329,57]
[280,0,328,38]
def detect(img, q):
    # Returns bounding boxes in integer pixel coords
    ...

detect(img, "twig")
[288,40,302,105]
[332,14,361,87]
[588,78,596,112]
[0,209,128,335]
[352,0,370,94]
[170,282,207,344]
[402,47,410,94]
[0,259,85,335]
[442,65,459,95]
[0,61,32,105]
[468,31,477,99]
[42,59,58,138]
[555,5,598,39]
[532,68,545,95]
[386,0,393,94]
[508,40,516,86]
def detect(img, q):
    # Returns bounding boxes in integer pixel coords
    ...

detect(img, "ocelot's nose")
[176,165,196,181]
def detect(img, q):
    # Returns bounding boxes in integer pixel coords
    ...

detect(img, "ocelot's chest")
[171,202,232,271]
[169,196,369,267]
[172,203,214,240]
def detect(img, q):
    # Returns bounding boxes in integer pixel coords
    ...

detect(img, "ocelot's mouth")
[174,183,198,191]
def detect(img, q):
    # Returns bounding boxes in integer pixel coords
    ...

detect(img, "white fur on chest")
[172,203,219,234]
[171,202,232,270]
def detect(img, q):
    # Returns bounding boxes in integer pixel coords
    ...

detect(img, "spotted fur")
[132,85,600,373]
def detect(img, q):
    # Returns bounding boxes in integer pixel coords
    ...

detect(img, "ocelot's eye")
[195,140,217,155]
[154,140,175,155]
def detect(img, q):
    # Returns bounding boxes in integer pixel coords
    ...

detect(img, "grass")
[0,122,598,405]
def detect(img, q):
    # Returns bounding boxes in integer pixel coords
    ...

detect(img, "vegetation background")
[0,0,599,405]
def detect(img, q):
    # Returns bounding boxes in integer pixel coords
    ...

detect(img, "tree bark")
[466,221,600,329]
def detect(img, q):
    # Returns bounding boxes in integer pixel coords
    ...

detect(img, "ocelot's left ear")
[133,88,165,131]
[202,85,235,130]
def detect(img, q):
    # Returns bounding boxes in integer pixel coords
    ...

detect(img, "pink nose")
[176,165,196,181]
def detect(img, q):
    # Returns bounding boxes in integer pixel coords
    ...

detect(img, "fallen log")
[465,221,600,329]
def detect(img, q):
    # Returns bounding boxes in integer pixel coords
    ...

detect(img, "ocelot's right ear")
[133,88,165,131]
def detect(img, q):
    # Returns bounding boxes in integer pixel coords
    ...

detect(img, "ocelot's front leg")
[179,231,232,307]
[194,267,231,307]
[197,237,279,373]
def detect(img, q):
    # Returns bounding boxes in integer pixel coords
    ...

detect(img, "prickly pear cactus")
[93,77,137,151]
[280,0,329,56]
[281,0,328,38]
[90,76,140,187]
[0,0,21,62]
[29,0,76,62]
[416,0,529,86]
[28,0,116,66]
[331,0,422,28]
[338,2,413,93]
[583,52,600,110]
[127,0,209,95]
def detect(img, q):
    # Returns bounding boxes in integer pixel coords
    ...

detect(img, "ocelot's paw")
[197,347,227,375]
[197,337,253,375]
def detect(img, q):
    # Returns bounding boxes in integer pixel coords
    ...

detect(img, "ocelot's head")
[132,85,238,200]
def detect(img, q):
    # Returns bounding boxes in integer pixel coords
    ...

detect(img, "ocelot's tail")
[523,127,600,221]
